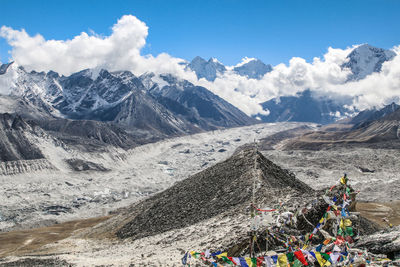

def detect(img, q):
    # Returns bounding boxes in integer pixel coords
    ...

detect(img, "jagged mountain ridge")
[140,73,258,129]
[187,56,226,81]
[186,56,272,81]
[0,63,256,141]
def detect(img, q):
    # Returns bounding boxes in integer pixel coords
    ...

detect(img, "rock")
[357,166,375,173]
[116,148,313,240]
[43,205,71,215]
[355,226,400,257]
[65,158,110,172]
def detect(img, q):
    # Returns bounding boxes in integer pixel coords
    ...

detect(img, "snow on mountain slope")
[342,44,396,80]
[186,56,226,81]
[141,73,258,129]
[0,63,256,139]
[187,56,272,81]
[233,58,272,79]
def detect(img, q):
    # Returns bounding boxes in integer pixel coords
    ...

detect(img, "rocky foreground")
[0,148,399,266]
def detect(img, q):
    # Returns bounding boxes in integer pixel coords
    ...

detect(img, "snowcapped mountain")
[258,89,354,124]
[233,58,272,79]
[342,44,396,80]
[186,56,226,81]
[140,72,258,129]
[0,62,256,141]
[186,56,272,81]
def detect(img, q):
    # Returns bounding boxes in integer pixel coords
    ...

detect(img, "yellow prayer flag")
[344,219,352,227]
[245,257,253,266]
[319,217,324,223]
[216,252,228,259]
[277,254,288,267]
[315,252,331,267]
[339,219,344,229]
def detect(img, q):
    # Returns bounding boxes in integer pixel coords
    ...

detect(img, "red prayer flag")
[294,250,308,266]
[257,257,264,267]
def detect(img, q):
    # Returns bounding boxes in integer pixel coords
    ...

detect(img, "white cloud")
[0,15,194,80]
[1,15,400,116]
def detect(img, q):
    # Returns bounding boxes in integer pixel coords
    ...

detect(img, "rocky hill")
[111,148,313,240]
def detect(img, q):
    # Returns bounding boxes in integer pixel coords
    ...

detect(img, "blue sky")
[1,0,400,65]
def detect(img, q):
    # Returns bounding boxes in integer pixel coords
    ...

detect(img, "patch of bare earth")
[356,201,400,228]
[0,216,110,258]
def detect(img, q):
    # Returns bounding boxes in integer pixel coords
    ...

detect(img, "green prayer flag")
[321,252,331,262]
[221,256,233,265]
[346,226,354,236]
[287,252,295,263]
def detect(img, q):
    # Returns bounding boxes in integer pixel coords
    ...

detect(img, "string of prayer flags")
[185,175,392,267]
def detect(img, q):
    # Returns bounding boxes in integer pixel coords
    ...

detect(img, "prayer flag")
[294,250,308,265]
[182,252,188,266]
[264,256,273,267]
[239,257,249,267]
[277,254,288,267]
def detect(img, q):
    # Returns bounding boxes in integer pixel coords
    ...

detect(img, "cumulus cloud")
[1,14,399,116]
[325,45,400,110]
[0,15,194,79]
[192,47,354,115]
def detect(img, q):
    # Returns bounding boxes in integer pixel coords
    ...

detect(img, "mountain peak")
[0,62,15,75]
[342,44,396,80]
[233,58,272,79]
[188,56,226,81]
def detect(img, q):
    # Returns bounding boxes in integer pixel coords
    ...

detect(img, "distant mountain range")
[258,44,397,123]
[259,89,353,124]
[0,62,256,148]
[0,43,397,153]
[186,56,272,81]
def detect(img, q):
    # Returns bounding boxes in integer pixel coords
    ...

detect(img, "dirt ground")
[356,200,400,228]
[0,216,110,258]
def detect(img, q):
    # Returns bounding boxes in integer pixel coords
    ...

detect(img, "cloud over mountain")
[1,15,399,116]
